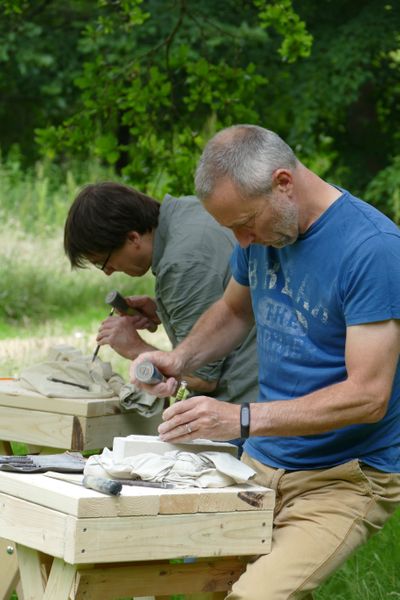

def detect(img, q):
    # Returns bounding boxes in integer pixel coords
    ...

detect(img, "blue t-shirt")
[231,189,400,472]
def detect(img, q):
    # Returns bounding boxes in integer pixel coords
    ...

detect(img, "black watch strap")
[240,402,250,438]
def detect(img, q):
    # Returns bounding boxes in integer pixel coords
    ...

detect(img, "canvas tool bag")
[18,344,162,416]
[19,345,123,399]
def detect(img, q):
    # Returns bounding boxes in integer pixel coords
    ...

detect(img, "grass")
[0,221,155,327]
[315,508,400,599]
[0,151,116,234]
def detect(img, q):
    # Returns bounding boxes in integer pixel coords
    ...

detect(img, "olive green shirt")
[152,194,259,404]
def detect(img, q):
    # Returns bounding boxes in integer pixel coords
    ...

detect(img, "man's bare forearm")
[174,296,253,374]
[158,320,400,442]
[251,379,388,437]
[158,376,391,443]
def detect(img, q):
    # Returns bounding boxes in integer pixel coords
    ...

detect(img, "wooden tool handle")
[135,360,165,384]
[82,475,122,496]
[105,290,157,332]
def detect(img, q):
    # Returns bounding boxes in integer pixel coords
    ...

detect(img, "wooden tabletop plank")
[67,510,273,563]
[0,381,119,417]
[0,471,274,518]
[0,489,272,564]
[0,406,75,448]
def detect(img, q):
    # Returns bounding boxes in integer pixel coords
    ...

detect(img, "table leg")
[0,440,69,600]
[0,539,19,600]
[0,441,20,600]
[42,558,77,600]
[17,545,45,600]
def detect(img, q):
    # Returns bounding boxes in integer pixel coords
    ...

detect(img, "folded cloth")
[47,345,84,362]
[19,345,125,399]
[84,446,256,488]
[119,383,164,416]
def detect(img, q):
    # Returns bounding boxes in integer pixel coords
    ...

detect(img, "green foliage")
[0,2,93,161]
[1,0,400,216]
[282,1,400,202]
[0,0,400,219]
[1,0,29,16]
[31,0,282,196]
[1,0,318,198]
[255,0,313,62]
[364,155,400,222]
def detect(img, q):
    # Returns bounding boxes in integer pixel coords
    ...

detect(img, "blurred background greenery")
[2,0,400,336]
[2,0,400,217]
[1,1,400,598]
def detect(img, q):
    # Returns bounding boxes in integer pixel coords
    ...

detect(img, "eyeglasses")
[94,250,112,271]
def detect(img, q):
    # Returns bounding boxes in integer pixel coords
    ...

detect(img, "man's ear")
[126,231,141,247]
[272,169,293,194]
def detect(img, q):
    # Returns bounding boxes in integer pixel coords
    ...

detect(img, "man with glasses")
[64,182,258,417]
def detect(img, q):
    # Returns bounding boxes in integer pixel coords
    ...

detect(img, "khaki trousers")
[227,454,400,600]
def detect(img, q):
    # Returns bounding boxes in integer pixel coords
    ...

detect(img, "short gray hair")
[195,125,298,200]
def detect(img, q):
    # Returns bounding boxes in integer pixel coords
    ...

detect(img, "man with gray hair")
[131,125,400,599]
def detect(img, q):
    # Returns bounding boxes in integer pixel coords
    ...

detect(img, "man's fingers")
[162,397,196,420]
[158,406,198,441]
[131,377,177,398]
[159,400,198,436]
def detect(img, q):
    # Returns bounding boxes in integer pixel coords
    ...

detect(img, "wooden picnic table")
[0,470,274,599]
[0,379,161,599]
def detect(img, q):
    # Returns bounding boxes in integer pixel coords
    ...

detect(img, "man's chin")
[263,235,298,248]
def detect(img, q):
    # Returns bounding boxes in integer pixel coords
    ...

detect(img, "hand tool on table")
[83,475,122,495]
[44,471,175,494]
[92,289,158,362]
[47,376,90,391]
[82,475,175,495]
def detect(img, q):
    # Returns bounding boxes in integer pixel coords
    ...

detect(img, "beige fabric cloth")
[18,345,163,418]
[19,344,123,398]
[119,383,164,417]
[84,446,256,488]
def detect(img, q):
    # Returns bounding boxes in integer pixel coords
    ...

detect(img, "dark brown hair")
[64,181,160,268]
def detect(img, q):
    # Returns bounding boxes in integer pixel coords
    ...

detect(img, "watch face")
[240,403,250,438]
[241,406,250,426]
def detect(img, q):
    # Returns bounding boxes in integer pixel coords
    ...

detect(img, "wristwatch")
[240,402,251,438]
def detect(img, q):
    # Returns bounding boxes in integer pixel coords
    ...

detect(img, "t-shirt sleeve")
[230,244,250,286]
[342,232,400,325]
[156,261,229,383]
